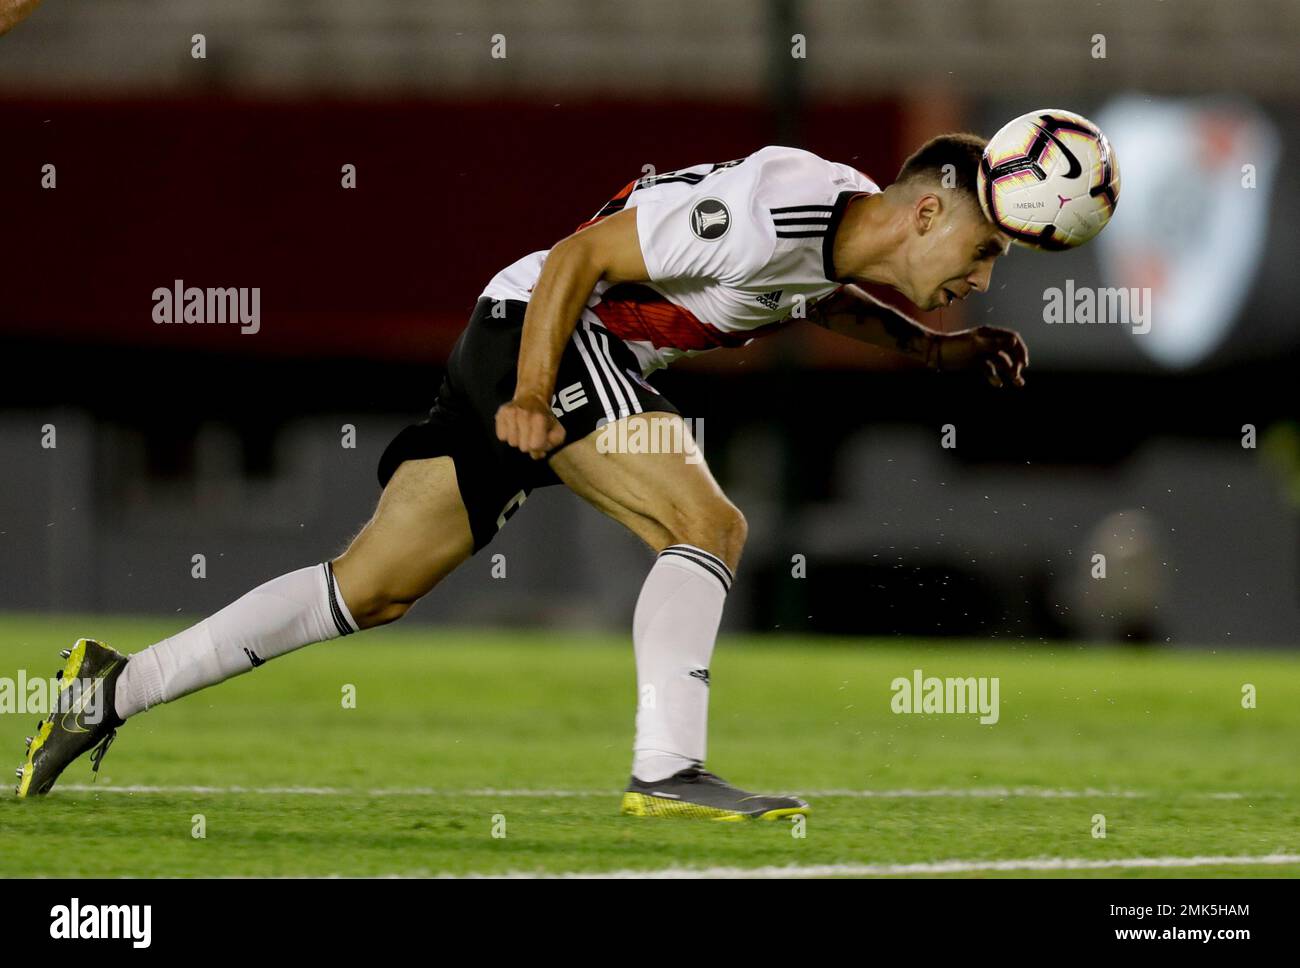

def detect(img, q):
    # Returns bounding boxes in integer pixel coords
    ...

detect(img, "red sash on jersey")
[592,283,793,352]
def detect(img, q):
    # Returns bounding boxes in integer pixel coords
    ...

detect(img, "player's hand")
[933,326,1029,388]
[496,392,567,459]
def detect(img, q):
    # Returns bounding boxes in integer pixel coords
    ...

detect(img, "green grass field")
[1,614,1297,878]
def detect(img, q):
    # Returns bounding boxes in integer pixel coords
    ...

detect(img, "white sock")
[631,544,733,782]
[112,562,358,721]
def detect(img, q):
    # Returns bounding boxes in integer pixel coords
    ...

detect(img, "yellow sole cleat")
[620,766,811,820]
[14,638,127,798]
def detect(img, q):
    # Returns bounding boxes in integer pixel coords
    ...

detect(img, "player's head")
[892,133,1010,311]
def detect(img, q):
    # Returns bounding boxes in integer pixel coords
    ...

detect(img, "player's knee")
[672,498,747,566]
[719,502,748,552]
[338,579,419,630]
[333,538,459,630]
[351,596,412,629]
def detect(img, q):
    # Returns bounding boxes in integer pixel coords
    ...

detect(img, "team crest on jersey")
[624,368,658,394]
[689,198,730,240]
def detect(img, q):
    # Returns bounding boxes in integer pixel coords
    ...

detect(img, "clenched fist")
[932,326,1029,388]
[496,392,567,459]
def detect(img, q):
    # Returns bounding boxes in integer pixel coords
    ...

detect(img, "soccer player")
[17,135,1027,818]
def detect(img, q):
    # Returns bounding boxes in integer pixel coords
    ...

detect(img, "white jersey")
[480,145,881,374]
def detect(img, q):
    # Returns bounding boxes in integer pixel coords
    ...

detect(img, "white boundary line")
[53,783,1274,799]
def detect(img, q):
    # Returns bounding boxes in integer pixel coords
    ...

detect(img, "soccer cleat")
[620,765,810,821]
[14,638,128,798]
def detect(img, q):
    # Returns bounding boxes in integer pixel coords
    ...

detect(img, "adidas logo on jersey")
[756,290,783,310]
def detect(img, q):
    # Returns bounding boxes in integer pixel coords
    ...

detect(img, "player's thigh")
[333,456,474,615]
[548,412,747,571]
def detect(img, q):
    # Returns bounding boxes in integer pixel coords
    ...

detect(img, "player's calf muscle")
[331,457,474,629]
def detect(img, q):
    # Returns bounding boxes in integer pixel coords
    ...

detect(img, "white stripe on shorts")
[590,324,644,415]
[571,327,617,424]
[583,321,643,418]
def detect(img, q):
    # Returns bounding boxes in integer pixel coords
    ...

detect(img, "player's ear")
[914,192,942,235]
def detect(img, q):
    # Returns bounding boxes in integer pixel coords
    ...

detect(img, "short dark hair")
[896,132,988,207]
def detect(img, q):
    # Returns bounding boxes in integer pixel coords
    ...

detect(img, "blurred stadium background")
[2,0,1298,648]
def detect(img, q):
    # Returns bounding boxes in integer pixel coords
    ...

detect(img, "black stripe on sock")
[667,544,735,585]
[660,549,730,592]
[324,561,355,636]
[660,545,733,593]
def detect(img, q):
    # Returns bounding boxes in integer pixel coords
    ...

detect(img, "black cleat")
[621,765,810,821]
[15,638,127,797]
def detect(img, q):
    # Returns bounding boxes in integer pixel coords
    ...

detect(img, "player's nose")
[967,263,993,294]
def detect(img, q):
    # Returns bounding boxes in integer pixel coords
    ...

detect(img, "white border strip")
[52,784,1274,800]
[476,853,1300,879]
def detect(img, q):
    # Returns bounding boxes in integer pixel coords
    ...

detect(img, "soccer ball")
[977,108,1120,250]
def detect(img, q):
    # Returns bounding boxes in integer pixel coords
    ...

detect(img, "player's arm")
[497,208,651,458]
[808,284,1028,388]
[1,0,42,35]
[808,284,939,361]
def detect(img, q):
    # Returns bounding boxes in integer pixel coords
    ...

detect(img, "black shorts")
[377,297,680,553]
